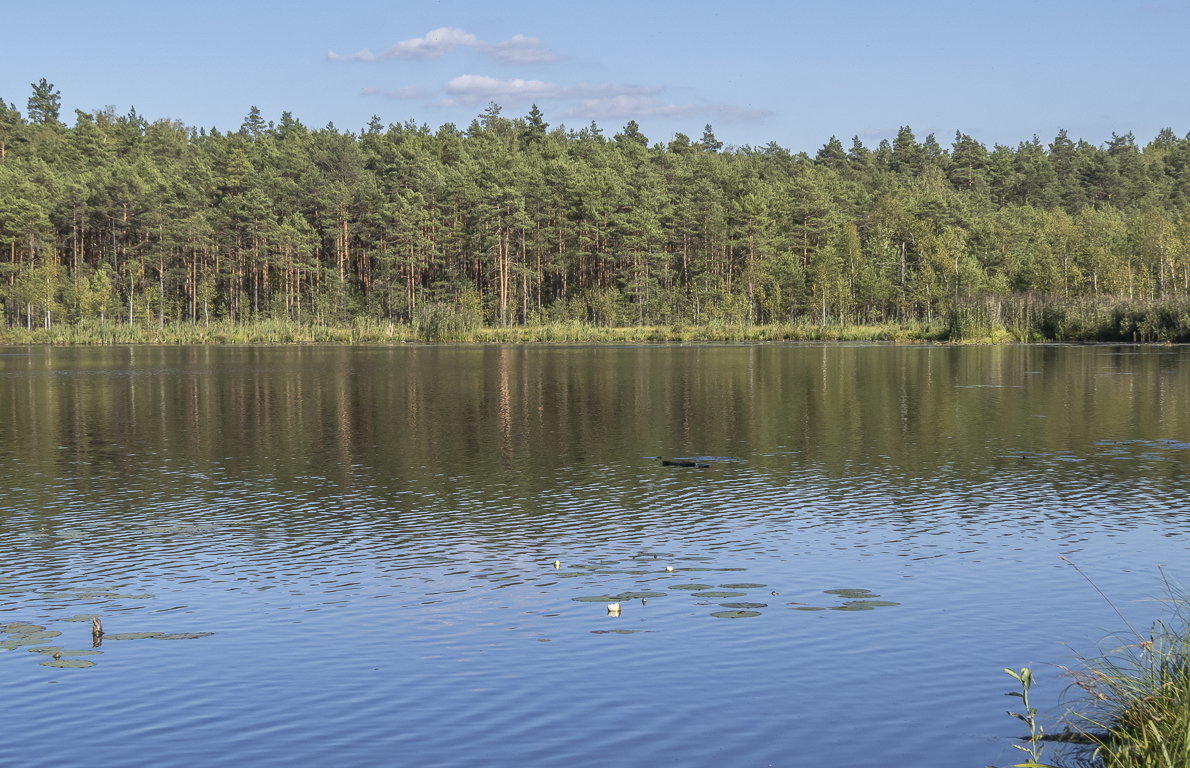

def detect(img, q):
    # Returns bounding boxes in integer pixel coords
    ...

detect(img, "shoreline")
[0,318,1147,346]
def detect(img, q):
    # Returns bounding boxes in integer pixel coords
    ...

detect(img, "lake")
[2,343,1188,767]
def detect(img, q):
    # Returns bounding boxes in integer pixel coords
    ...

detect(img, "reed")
[8,302,1190,346]
[1001,567,1190,768]
[1062,608,1190,767]
[0,319,948,345]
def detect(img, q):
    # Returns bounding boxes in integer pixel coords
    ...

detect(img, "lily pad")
[791,606,826,611]
[571,595,623,603]
[62,614,99,622]
[691,591,747,598]
[719,602,768,609]
[838,600,899,610]
[824,588,879,599]
[719,583,766,589]
[102,632,163,640]
[156,632,214,640]
[6,630,61,643]
[1,622,45,633]
[40,658,95,668]
[710,610,761,619]
[612,591,667,600]
[669,583,714,590]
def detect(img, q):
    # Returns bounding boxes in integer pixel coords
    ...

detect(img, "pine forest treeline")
[6,79,1190,337]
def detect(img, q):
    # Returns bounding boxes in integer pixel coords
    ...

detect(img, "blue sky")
[5,0,1188,152]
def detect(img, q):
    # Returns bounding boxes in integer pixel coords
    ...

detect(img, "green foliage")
[997,564,1190,768]
[413,301,481,342]
[3,85,1190,337]
[1003,666,1057,767]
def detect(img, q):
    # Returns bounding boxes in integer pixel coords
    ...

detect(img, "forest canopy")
[4,79,1190,337]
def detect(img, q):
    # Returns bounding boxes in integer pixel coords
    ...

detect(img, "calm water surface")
[2,344,1189,767]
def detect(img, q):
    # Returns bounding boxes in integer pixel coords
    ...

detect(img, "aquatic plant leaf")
[839,600,900,609]
[571,595,622,603]
[669,584,714,590]
[102,632,163,640]
[156,632,215,640]
[691,591,747,598]
[719,583,766,589]
[710,610,761,618]
[823,588,878,599]
[612,591,667,600]
[40,658,95,668]
[1,622,45,633]
[719,602,768,609]
[7,630,61,642]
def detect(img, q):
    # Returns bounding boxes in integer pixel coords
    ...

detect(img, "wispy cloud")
[329,28,557,64]
[430,76,660,107]
[486,34,557,64]
[361,71,767,126]
[563,95,771,123]
[445,74,559,99]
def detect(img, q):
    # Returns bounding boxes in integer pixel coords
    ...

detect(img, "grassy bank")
[0,318,949,345]
[1062,613,1190,768]
[3,295,1190,345]
[1005,579,1190,768]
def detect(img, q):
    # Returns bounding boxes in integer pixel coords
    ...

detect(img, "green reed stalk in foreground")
[1002,564,1190,768]
[1004,665,1054,768]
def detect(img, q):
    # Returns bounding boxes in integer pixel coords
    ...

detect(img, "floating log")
[661,459,710,468]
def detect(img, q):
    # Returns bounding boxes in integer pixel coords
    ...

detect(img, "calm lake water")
[2,343,1189,767]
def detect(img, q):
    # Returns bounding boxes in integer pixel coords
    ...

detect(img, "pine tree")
[27,79,61,125]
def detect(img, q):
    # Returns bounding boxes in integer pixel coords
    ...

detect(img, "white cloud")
[485,34,558,64]
[428,77,661,107]
[329,27,479,61]
[355,66,768,127]
[445,74,559,99]
[329,28,557,64]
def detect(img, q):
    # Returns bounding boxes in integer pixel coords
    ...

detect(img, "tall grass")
[7,298,1190,345]
[947,295,1190,343]
[0,318,946,345]
[1003,567,1190,768]
[1061,606,1190,767]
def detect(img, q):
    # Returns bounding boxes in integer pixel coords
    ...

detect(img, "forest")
[5,78,1190,341]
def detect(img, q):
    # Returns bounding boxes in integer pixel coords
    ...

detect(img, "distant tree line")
[4,78,1190,331]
